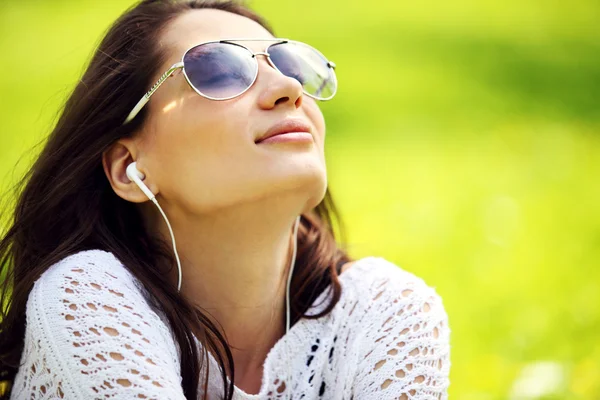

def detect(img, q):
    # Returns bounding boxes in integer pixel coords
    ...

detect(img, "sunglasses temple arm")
[123,62,184,125]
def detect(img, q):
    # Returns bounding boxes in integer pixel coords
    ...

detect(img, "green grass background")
[1,0,599,398]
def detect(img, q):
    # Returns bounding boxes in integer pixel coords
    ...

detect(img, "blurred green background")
[1,0,599,398]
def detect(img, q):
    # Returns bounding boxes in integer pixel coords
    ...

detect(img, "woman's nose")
[254,53,303,110]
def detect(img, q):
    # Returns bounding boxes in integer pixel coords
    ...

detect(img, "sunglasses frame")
[123,38,337,125]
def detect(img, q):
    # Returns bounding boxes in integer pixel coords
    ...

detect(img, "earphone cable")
[284,215,300,399]
[150,197,183,292]
[286,215,300,333]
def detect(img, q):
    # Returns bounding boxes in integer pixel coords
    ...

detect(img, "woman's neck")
[150,200,300,379]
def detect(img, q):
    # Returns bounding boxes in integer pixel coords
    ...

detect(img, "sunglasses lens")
[183,43,257,99]
[268,41,337,100]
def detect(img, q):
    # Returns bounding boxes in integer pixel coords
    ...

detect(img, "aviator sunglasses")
[123,38,338,124]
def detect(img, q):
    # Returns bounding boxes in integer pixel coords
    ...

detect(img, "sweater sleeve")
[11,250,186,400]
[353,259,451,400]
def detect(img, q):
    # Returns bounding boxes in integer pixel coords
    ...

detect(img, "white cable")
[286,215,301,334]
[284,215,300,399]
[150,197,183,292]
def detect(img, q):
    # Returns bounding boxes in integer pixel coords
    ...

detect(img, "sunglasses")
[123,38,338,125]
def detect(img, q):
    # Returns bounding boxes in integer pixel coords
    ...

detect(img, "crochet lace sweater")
[11,249,451,399]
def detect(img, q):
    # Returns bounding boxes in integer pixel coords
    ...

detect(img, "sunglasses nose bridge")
[251,51,280,74]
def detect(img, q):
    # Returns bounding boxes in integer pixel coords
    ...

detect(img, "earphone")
[125,161,299,334]
[126,162,183,292]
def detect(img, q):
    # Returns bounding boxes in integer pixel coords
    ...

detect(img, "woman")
[0,0,451,399]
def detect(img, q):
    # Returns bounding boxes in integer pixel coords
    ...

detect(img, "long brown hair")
[0,0,351,398]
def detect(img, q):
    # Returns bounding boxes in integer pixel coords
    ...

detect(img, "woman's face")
[132,9,328,217]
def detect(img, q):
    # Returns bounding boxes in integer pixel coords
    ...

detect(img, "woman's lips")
[256,118,313,143]
[256,132,313,144]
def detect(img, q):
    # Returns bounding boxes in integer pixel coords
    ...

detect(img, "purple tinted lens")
[183,42,257,99]
[268,41,336,99]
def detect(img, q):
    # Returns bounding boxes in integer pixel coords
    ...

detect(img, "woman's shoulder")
[337,255,449,332]
[340,255,444,300]
[30,248,171,334]
[38,248,136,288]
[338,256,451,397]
[27,248,178,353]
[14,249,184,399]
[33,248,161,311]
[29,247,169,330]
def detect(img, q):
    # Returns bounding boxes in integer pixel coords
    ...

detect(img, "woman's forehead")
[160,8,274,58]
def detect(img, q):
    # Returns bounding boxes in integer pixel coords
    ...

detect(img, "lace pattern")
[11,250,450,399]
[353,260,451,399]
[11,250,184,399]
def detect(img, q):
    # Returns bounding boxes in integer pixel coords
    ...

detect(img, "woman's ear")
[102,138,158,203]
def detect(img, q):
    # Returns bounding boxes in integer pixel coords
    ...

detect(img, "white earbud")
[126,162,156,201]
[126,161,182,292]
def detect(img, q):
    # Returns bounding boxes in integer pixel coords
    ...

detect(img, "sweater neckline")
[202,256,376,399]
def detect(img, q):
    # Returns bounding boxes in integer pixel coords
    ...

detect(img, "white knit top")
[11,249,451,399]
